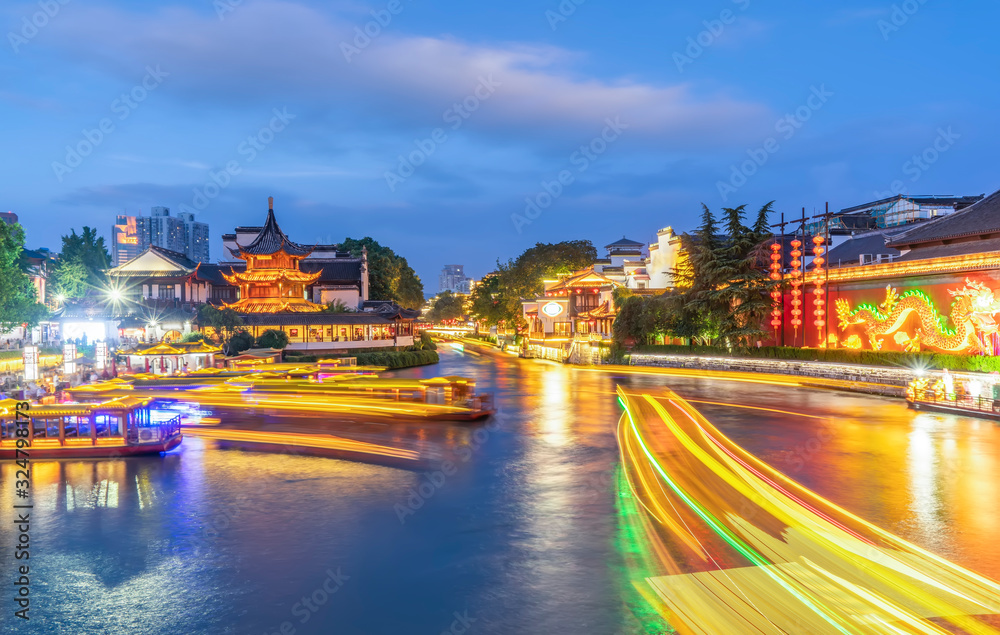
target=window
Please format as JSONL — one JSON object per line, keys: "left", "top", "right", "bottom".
{"left": 554, "top": 322, "right": 571, "bottom": 336}
{"left": 158, "top": 285, "right": 175, "bottom": 300}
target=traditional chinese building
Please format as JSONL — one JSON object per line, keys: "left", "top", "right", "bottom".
{"left": 219, "top": 205, "right": 325, "bottom": 314}
{"left": 773, "top": 187, "right": 1000, "bottom": 355}
{"left": 521, "top": 268, "right": 622, "bottom": 362}
{"left": 104, "top": 198, "right": 417, "bottom": 352}
{"left": 212, "top": 199, "right": 417, "bottom": 352}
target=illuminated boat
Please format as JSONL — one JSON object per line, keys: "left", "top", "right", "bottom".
{"left": 68, "top": 375, "right": 496, "bottom": 422}
{"left": 905, "top": 374, "right": 1000, "bottom": 420}
{"left": 0, "top": 397, "right": 182, "bottom": 460}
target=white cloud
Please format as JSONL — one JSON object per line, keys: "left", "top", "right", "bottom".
{"left": 45, "top": 1, "right": 772, "bottom": 149}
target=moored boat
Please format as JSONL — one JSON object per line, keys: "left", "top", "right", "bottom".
{"left": 0, "top": 397, "right": 182, "bottom": 460}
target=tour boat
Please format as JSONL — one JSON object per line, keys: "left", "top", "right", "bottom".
{"left": 67, "top": 374, "right": 496, "bottom": 422}
{"left": 0, "top": 397, "right": 182, "bottom": 460}
{"left": 905, "top": 375, "right": 1000, "bottom": 421}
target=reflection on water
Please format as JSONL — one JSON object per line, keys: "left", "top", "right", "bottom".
{"left": 1, "top": 347, "right": 998, "bottom": 633}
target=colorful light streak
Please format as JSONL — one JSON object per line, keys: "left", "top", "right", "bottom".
{"left": 616, "top": 387, "right": 1000, "bottom": 634}
{"left": 790, "top": 239, "right": 803, "bottom": 334}
{"left": 770, "top": 242, "right": 783, "bottom": 336}
{"left": 813, "top": 234, "right": 827, "bottom": 345}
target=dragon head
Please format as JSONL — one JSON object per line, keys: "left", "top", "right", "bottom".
{"left": 950, "top": 279, "right": 1000, "bottom": 335}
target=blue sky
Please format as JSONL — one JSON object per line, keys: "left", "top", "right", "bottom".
{"left": 2, "top": 0, "right": 998, "bottom": 292}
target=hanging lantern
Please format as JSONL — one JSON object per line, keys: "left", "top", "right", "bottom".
{"left": 812, "top": 235, "right": 826, "bottom": 346}
{"left": 769, "top": 242, "right": 783, "bottom": 335}
{"left": 789, "top": 239, "right": 803, "bottom": 335}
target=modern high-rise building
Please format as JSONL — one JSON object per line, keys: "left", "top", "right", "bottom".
{"left": 439, "top": 264, "right": 472, "bottom": 294}
{"left": 112, "top": 207, "right": 210, "bottom": 266}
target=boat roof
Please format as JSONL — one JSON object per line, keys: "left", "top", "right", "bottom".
{"left": 0, "top": 396, "right": 153, "bottom": 416}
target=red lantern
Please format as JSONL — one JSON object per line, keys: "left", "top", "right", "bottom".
{"left": 812, "top": 235, "right": 826, "bottom": 345}
{"left": 789, "top": 239, "right": 803, "bottom": 334}
{"left": 769, "top": 242, "right": 782, "bottom": 333}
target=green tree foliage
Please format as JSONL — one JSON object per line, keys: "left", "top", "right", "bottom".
{"left": 60, "top": 227, "right": 110, "bottom": 286}
{"left": 0, "top": 222, "right": 47, "bottom": 331}
{"left": 51, "top": 259, "right": 90, "bottom": 300}
{"left": 469, "top": 240, "right": 597, "bottom": 331}
{"left": 426, "top": 291, "right": 466, "bottom": 323}
{"left": 468, "top": 274, "right": 505, "bottom": 328}
{"left": 229, "top": 329, "right": 255, "bottom": 354}
{"left": 181, "top": 332, "right": 206, "bottom": 343}
{"left": 256, "top": 329, "right": 289, "bottom": 349}
{"left": 340, "top": 237, "right": 424, "bottom": 309}
{"left": 323, "top": 299, "right": 353, "bottom": 313}
{"left": 197, "top": 305, "right": 245, "bottom": 354}
{"left": 620, "top": 202, "right": 775, "bottom": 348}
{"left": 419, "top": 331, "right": 437, "bottom": 350}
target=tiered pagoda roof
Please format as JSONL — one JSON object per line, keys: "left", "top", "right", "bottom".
{"left": 227, "top": 206, "right": 314, "bottom": 259}
{"left": 221, "top": 199, "right": 325, "bottom": 314}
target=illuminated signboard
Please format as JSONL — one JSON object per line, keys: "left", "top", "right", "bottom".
{"left": 541, "top": 302, "right": 564, "bottom": 318}
{"left": 23, "top": 345, "right": 38, "bottom": 381}
{"left": 95, "top": 341, "right": 108, "bottom": 370}
{"left": 115, "top": 216, "right": 139, "bottom": 245}
{"left": 63, "top": 343, "right": 77, "bottom": 375}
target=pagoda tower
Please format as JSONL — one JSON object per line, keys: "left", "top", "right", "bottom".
{"left": 221, "top": 198, "right": 324, "bottom": 313}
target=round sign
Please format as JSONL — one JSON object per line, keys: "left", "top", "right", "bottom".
{"left": 541, "top": 302, "right": 564, "bottom": 318}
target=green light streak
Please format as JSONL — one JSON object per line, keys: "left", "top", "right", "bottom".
{"left": 618, "top": 394, "right": 857, "bottom": 635}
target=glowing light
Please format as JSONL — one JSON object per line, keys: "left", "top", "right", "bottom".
{"left": 812, "top": 235, "right": 826, "bottom": 345}
{"left": 789, "top": 239, "right": 803, "bottom": 333}
{"left": 769, "top": 242, "right": 783, "bottom": 335}
{"left": 616, "top": 387, "right": 1000, "bottom": 633}
{"left": 835, "top": 279, "right": 996, "bottom": 353}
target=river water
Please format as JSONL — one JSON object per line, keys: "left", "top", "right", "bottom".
{"left": 2, "top": 346, "right": 998, "bottom": 634}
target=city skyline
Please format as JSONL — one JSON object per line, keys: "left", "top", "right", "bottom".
{"left": 3, "top": 1, "right": 999, "bottom": 286}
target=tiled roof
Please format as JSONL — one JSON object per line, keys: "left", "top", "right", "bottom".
{"left": 229, "top": 209, "right": 313, "bottom": 258}
{"left": 839, "top": 194, "right": 983, "bottom": 215}
{"left": 605, "top": 236, "right": 645, "bottom": 248}
{"left": 240, "top": 313, "right": 408, "bottom": 326}
{"left": 888, "top": 188, "right": 1000, "bottom": 248}
{"left": 825, "top": 230, "right": 903, "bottom": 268}
{"left": 300, "top": 259, "right": 363, "bottom": 283}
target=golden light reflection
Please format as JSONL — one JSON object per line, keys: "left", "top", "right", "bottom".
{"left": 617, "top": 387, "right": 1000, "bottom": 634}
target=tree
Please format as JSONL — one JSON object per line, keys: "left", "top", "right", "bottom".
{"left": 340, "top": 237, "right": 425, "bottom": 309}
{"left": 229, "top": 329, "right": 255, "bottom": 354}
{"left": 323, "top": 299, "right": 352, "bottom": 313}
{"left": 427, "top": 291, "right": 466, "bottom": 323}
{"left": 471, "top": 240, "right": 598, "bottom": 332}
{"left": 0, "top": 221, "right": 47, "bottom": 332}
{"left": 256, "top": 329, "right": 289, "bottom": 349}
{"left": 712, "top": 202, "right": 774, "bottom": 347}
{"left": 197, "top": 305, "right": 244, "bottom": 354}
{"left": 60, "top": 227, "right": 110, "bottom": 286}
{"left": 468, "top": 274, "right": 505, "bottom": 329}
{"left": 51, "top": 259, "right": 90, "bottom": 300}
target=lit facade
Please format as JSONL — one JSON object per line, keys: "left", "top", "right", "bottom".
{"left": 773, "top": 188, "right": 1000, "bottom": 354}
{"left": 112, "top": 207, "right": 209, "bottom": 266}
{"left": 521, "top": 268, "right": 621, "bottom": 360}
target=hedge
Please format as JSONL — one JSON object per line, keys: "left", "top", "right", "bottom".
{"left": 0, "top": 347, "right": 61, "bottom": 361}
{"left": 285, "top": 349, "right": 439, "bottom": 369}
{"left": 631, "top": 345, "right": 1000, "bottom": 373}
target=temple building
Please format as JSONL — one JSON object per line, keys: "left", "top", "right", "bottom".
{"left": 219, "top": 207, "right": 325, "bottom": 314}
{"left": 104, "top": 198, "right": 418, "bottom": 353}
{"left": 521, "top": 268, "right": 621, "bottom": 363}
{"left": 772, "top": 187, "right": 1000, "bottom": 355}
{"left": 209, "top": 199, "right": 416, "bottom": 353}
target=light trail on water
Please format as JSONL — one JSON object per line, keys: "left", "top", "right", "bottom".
{"left": 617, "top": 386, "right": 1000, "bottom": 634}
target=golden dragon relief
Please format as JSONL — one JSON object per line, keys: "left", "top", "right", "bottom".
{"left": 835, "top": 279, "right": 1000, "bottom": 353}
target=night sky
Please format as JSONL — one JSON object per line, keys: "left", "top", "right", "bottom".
{"left": 3, "top": 0, "right": 998, "bottom": 291}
